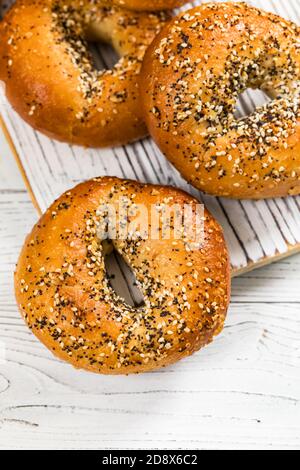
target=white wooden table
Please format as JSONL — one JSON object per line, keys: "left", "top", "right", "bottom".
{"left": 0, "top": 126, "right": 300, "bottom": 450}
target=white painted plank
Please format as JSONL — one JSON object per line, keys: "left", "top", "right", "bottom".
{"left": 1, "top": 300, "right": 300, "bottom": 449}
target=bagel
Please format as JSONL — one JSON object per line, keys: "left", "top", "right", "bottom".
{"left": 0, "top": 1, "right": 170, "bottom": 147}
{"left": 15, "top": 177, "right": 230, "bottom": 375}
{"left": 101, "top": 1, "right": 188, "bottom": 12}
{"left": 141, "top": 2, "right": 300, "bottom": 199}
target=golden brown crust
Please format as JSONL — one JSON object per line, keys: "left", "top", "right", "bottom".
{"left": 101, "top": 0, "right": 188, "bottom": 11}
{"left": 140, "top": 2, "right": 300, "bottom": 199}
{"left": 0, "top": 0, "right": 170, "bottom": 147}
{"left": 15, "top": 177, "right": 230, "bottom": 375}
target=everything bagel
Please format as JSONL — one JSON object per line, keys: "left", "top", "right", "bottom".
{"left": 15, "top": 177, "right": 230, "bottom": 375}
{"left": 0, "top": 0, "right": 170, "bottom": 147}
{"left": 101, "top": 1, "right": 188, "bottom": 12}
{"left": 141, "top": 2, "right": 300, "bottom": 199}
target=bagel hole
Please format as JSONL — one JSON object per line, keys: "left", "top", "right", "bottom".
{"left": 103, "top": 243, "right": 145, "bottom": 308}
{"left": 0, "top": 2, "right": 9, "bottom": 19}
{"left": 234, "top": 88, "right": 271, "bottom": 119}
{"left": 88, "top": 42, "right": 119, "bottom": 71}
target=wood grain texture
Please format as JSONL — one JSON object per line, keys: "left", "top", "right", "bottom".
{"left": 0, "top": 0, "right": 300, "bottom": 450}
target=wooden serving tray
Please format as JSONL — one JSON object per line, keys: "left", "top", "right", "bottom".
{"left": 1, "top": 0, "right": 300, "bottom": 280}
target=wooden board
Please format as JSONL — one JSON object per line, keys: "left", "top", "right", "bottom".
{"left": 1, "top": 0, "right": 300, "bottom": 281}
